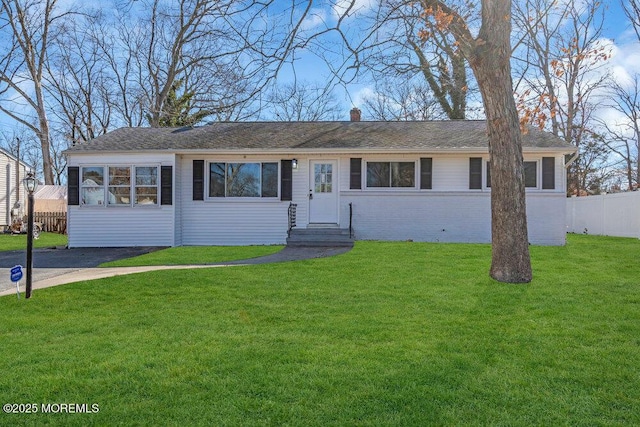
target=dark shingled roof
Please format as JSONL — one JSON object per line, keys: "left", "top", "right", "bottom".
{"left": 64, "top": 120, "right": 575, "bottom": 153}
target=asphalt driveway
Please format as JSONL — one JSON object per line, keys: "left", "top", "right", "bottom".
{"left": 0, "top": 246, "right": 164, "bottom": 269}
{"left": 0, "top": 245, "right": 352, "bottom": 296}
{"left": 0, "top": 246, "right": 164, "bottom": 294}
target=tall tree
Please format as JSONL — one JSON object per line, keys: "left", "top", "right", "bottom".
{"left": 0, "top": 0, "right": 70, "bottom": 184}
{"left": 132, "top": 0, "right": 316, "bottom": 126}
{"left": 512, "top": 0, "right": 610, "bottom": 195}
{"left": 362, "top": 80, "right": 442, "bottom": 121}
{"left": 624, "top": 0, "right": 640, "bottom": 40}
{"left": 311, "top": 0, "right": 472, "bottom": 119}
{"left": 48, "top": 0, "right": 318, "bottom": 134}
{"left": 154, "top": 79, "right": 211, "bottom": 127}
{"left": 266, "top": 81, "right": 342, "bottom": 121}
{"left": 598, "top": 76, "right": 640, "bottom": 191}
{"left": 46, "top": 12, "right": 113, "bottom": 144}
{"left": 419, "top": 0, "right": 531, "bottom": 282}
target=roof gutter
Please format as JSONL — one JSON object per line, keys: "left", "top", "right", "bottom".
{"left": 64, "top": 146, "right": 576, "bottom": 157}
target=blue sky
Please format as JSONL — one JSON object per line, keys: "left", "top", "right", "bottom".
{"left": 0, "top": 0, "right": 638, "bottom": 134}
{"left": 286, "top": 0, "right": 639, "bottom": 120}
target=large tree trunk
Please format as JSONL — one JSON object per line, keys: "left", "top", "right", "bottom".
{"left": 468, "top": 0, "right": 532, "bottom": 283}
{"left": 36, "top": 86, "right": 55, "bottom": 184}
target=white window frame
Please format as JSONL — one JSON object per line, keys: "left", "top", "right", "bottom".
{"left": 365, "top": 160, "right": 417, "bottom": 190}
{"left": 206, "top": 161, "right": 280, "bottom": 200}
{"left": 81, "top": 166, "right": 106, "bottom": 206}
{"left": 133, "top": 165, "right": 160, "bottom": 206}
{"left": 107, "top": 166, "right": 132, "bottom": 206}
{"left": 80, "top": 164, "right": 160, "bottom": 207}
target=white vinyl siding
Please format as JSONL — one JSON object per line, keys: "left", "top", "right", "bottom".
{"left": 0, "top": 153, "right": 28, "bottom": 227}
{"left": 68, "top": 207, "right": 174, "bottom": 247}
{"left": 181, "top": 155, "right": 290, "bottom": 245}
{"left": 67, "top": 151, "right": 569, "bottom": 247}
{"left": 67, "top": 153, "right": 175, "bottom": 248}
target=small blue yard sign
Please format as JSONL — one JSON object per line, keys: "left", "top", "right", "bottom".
{"left": 10, "top": 265, "right": 23, "bottom": 283}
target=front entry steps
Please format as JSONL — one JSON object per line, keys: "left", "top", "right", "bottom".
{"left": 286, "top": 227, "right": 354, "bottom": 247}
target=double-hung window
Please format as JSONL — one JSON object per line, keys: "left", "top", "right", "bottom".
{"left": 135, "top": 166, "right": 159, "bottom": 204}
{"left": 209, "top": 162, "right": 278, "bottom": 198}
{"left": 82, "top": 167, "right": 106, "bottom": 205}
{"left": 108, "top": 167, "right": 131, "bottom": 205}
{"left": 366, "top": 161, "right": 415, "bottom": 188}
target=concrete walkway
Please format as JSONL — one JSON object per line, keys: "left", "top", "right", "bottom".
{"left": 0, "top": 246, "right": 352, "bottom": 298}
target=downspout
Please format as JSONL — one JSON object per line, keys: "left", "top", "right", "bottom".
{"left": 564, "top": 151, "right": 579, "bottom": 196}
{"left": 564, "top": 151, "right": 579, "bottom": 168}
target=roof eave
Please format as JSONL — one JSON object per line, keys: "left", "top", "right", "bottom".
{"left": 64, "top": 146, "right": 575, "bottom": 156}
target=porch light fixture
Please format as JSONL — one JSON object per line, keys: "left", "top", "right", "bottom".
{"left": 22, "top": 171, "right": 38, "bottom": 299}
{"left": 292, "top": 159, "right": 298, "bottom": 169}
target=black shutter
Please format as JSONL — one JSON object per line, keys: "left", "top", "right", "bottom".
{"left": 350, "top": 158, "right": 362, "bottom": 189}
{"left": 281, "top": 160, "right": 292, "bottom": 201}
{"left": 542, "top": 157, "right": 555, "bottom": 189}
{"left": 161, "top": 166, "right": 172, "bottom": 205}
{"left": 420, "top": 158, "right": 433, "bottom": 189}
{"left": 469, "top": 158, "right": 482, "bottom": 189}
{"left": 193, "top": 160, "right": 204, "bottom": 200}
{"left": 486, "top": 162, "right": 491, "bottom": 188}
{"left": 68, "top": 167, "right": 80, "bottom": 205}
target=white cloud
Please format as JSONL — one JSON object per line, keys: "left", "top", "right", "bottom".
{"left": 301, "top": 8, "right": 329, "bottom": 31}
{"left": 351, "top": 86, "right": 375, "bottom": 109}
{"left": 332, "top": 0, "right": 377, "bottom": 20}
{"left": 607, "top": 40, "right": 640, "bottom": 88}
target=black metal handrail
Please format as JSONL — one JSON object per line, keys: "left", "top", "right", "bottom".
{"left": 349, "top": 202, "right": 353, "bottom": 239}
{"left": 288, "top": 203, "right": 297, "bottom": 237}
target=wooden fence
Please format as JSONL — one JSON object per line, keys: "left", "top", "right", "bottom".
{"left": 34, "top": 211, "right": 67, "bottom": 234}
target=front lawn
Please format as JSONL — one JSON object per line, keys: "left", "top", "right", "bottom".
{"left": 0, "top": 232, "right": 68, "bottom": 251}
{"left": 99, "top": 245, "right": 284, "bottom": 267}
{"left": 0, "top": 235, "right": 638, "bottom": 426}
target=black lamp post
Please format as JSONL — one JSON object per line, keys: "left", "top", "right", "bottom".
{"left": 23, "top": 171, "right": 38, "bottom": 299}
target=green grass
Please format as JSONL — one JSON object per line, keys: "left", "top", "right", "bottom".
{"left": 1, "top": 234, "right": 639, "bottom": 426}
{"left": 100, "top": 245, "right": 284, "bottom": 267}
{"left": 0, "top": 232, "right": 68, "bottom": 251}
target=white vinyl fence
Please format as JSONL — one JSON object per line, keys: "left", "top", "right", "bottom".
{"left": 566, "top": 192, "right": 640, "bottom": 238}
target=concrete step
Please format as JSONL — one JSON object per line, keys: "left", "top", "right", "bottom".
{"left": 287, "top": 228, "right": 354, "bottom": 247}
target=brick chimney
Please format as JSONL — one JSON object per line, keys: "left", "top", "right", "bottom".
{"left": 350, "top": 107, "right": 361, "bottom": 122}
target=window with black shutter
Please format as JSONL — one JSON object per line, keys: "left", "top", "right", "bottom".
{"left": 68, "top": 167, "right": 80, "bottom": 205}
{"left": 486, "top": 161, "right": 491, "bottom": 188}
{"left": 469, "top": 158, "right": 482, "bottom": 189}
{"left": 420, "top": 158, "right": 432, "bottom": 189}
{"left": 524, "top": 161, "right": 538, "bottom": 187}
{"left": 350, "top": 158, "right": 362, "bottom": 189}
{"left": 281, "top": 160, "right": 293, "bottom": 201}
{"left": 161, "top": 166, "right": 172, "bottom": 205}
{"left": 542, "top": 157, "right": 555, "bottom": 189}
{"left": 192, "top": 160, "right": 204, "bottom": 200}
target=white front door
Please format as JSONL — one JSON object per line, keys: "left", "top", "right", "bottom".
{"left": 309, "top": 160, "right": 338, "bottom": 224}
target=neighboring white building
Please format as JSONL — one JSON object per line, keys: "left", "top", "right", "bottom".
{"left": 0, "top": 148, "right": 31, "bottom": 228}
{"left": 63, "top": 118, "right": 576, "bottom": 247}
